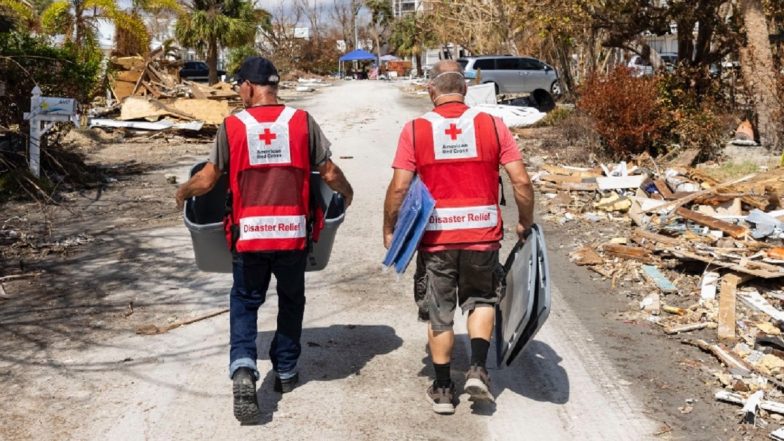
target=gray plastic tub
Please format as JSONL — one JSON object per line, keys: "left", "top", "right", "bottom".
{"left": 183, "top": 162, "right": 345, "bottom": 273}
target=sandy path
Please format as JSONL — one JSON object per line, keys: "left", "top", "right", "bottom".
{"left": 5, "top": 81, "right": 658, "bottom": 440}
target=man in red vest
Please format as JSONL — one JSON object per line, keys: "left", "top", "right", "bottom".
{"left": 383, "top": 60, "right": 534, "bottom": 414}
{"left": 176, "top": 57, "right": 353, "bottom": 424}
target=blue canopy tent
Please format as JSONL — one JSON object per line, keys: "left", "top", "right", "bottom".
{"left": 338, "top": 49, "right": 377, "bottom": 78}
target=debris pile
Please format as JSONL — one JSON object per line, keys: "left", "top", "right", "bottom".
{"left": 92, "top": 50, "right": 331, "bottom": 134}
{"left": 534, "top": 148, "right": 784, "bottom": 431}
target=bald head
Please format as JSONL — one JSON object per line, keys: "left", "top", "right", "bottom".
{"left": 428, "top": 60, "right": 466, "bottom": 97}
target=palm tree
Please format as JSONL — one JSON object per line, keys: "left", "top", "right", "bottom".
{"left": 389, "top": 12, "right": 436, "bottom": 77}
{"left": 39, "top": 0, "right": 146, "bottom": 51}
{"left": 175, "top": 0, "right": 269, "bottom": 85}
{"left": 114, "top": 0, "right": 182, "bottom": 56}
{"left": 0, "top": 0, "right": 38, "bottom": 31}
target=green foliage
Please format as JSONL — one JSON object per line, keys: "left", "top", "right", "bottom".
{"left": 0, "top": 31, "right": 102, "bottom": 128}
{"left": 176, "top": 0, "right": 260, "bottom": 51}
{"left": 0, "top": 0, "right": 39, "bottom": 30}
{"left": 226, "top": 44, "right": 258, "bottom": 75}
{"left": 176, "top": 0, "right": 266, "bottom": 83}
{"left": 577, "top": 67, "right": 669, "bottom": 156}
{"left": 532, "top": 106, "right": 573, "bottom": 127}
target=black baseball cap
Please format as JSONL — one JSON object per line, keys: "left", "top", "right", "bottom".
{"left": 233, "top": 56, "right": 280, "bottom": 85}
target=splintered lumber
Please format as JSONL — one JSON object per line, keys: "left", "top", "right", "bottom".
{"left": 631, "top": 228, "right": 680, "bottom": 247}
{"left": 641, "top": 265, "right": 677, "bottom": 293}
{"left": 683, "top": 339, "right": 752, "bottom": 376}
{"left": 571, "top": 246, "right": 604, "bottom": 266}
{"left": 739, "top": 290, "right": 784, "bottom": 322}
{"left": 540, "top": 174, "right": 583, "bottom": 184}
{"left": 554, "top": 182, "right": 599, "bottom": 192}
{"left": 662, "top": 305, "right": 687, "bottom": 315}
{"left": 602, "top": 244, "right": 655, "bottom": 264}
{"left": 675, "top": 207, "right": 748, "bottom": 239}
{"left": 715, "top": 390, "right": 784, "bottom": 415}
{"left": 135, "top": 308, "right": 229, "bottom": 335}
{"left": 541, "top": 164, "right": 602, "bottom": 177}
{"left": 718, "top": 274, "right": 740, "bottom": 341}
{"left": 665, "top": 322, "right": 708, "bottom": 334}
{"left": 641, "top": 174, "right": 757, "bottom": 214}
{"left": 653, "top": 179, "right": 674, "bottom": 198}
{"left": 668, "top": 249, "right": 784, "bottom": 279}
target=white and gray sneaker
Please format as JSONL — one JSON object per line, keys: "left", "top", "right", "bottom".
{"left": 426, "top": 381, "right": 456, "bottom": 415}
{"left": 464, "top": 366, "right": 494, "bottom": 403}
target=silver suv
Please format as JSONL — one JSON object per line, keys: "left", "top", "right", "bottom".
{"left": 457, "top": 56, "right": 560, "bottom": 96}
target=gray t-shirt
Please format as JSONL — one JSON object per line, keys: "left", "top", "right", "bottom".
{"left": 209, "top": 107, "right": 332, "bottom": 173}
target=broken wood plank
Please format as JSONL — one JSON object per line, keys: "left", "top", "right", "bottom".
{"left": 631, "top": 228, "right": 680, "bottom": 247}
{"left": 135, "top": 308, "right": 229, "bottom": 335}
{"left": 718, "top": 274, "right": 740, "bottom": 341}
{"left": 596, "top": 174, "right": 648, "bottom": 191}
{"left": 540, "top": 174, "right": 583, "bottom": 184}
{"left": 715, "top": 390, "right": 784, "bottom": 415}
{"left": 641, "top": 174, "right": 757, "bottom": 214}
{"left": 675, "top": 207, "right": 749, "bottom": 239}
{"left": 653, "top": 179, "right": 673, "bottom": 198}
{"left": 641, "top": 265, "right": 677, "bottom": 293}
{"left": 554, "top": 182, "right": 599, "bottom": 192}
{"left": 540, "top": 164, "right": 602, "bottom": 177}
{"left": 601, "top": 244, "right": 655, "bottom": 264}
{"left": 662, "top": 305, "right": 687, "bottom": 315}
{"left": 683, "top": 339, "right": 752, "bottom": 376}
{"left": 669, "top": 249, "right": 784, "bottom": 279}
{"left": 665, "top": 322, "right": 708, "bottom": 334}
{"left": 570, "top": 246, "right": 604, "bottom": 266}
{"left": 588, "top": 265, "right": 614, "bottom": 278}
{"left": 739, "top": 290, "right": 784, "bottom": 322}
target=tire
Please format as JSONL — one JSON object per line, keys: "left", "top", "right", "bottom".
{"left": 531, "top": 89, "right": 556, "bottom": 113}
{"left": 550, "top": 80, "right": 562, "bottom": 98}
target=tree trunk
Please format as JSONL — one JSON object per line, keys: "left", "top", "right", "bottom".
{"left": 207, "top": 38, "right": 219, "bottom": 85}
{"left": 415, "top": 51, "right": 423, "bottom": 77}
{"left": 739, "top": 0, "right": 782, "bottom": 149}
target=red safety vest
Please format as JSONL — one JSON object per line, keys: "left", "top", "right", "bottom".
{"left": 223, "top": 105, "right": 318, "bottom": 252}
{"left": 413, "top": 106, "right": 502, "bottom": 246}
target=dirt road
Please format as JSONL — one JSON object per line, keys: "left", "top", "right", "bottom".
{"left": 2, "top": 81, "right": 661, "bottom": 440}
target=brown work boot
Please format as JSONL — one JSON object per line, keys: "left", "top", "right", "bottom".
{"left": 464, "top": 366, "right": 494, "bottom": 402}
{"left": 426, "top": 381, "right": 456, "bottom": 415}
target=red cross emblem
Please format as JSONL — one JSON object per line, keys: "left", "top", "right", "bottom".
{"left": 258, "top": 128, "right": 277, "bottom": 145}
{"left": 444, "top": 123, "right": 462, "bottom": 141}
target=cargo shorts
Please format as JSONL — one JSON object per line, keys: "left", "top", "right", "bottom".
{"left": 414, "top": 249, "right": 504, "bottom": 332}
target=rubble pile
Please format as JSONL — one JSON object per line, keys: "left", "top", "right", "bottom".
{"left": 93, "top": 50, "right": 331, "bottom": 134}
{"left": 534, "top": 148, "right": 784, "bottom": 429}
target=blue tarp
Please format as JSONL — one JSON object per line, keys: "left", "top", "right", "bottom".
{"left": 382, "top": 178, "right": 435, "bottom": 274}
{"left": 339, "top": 49, "right": 377, "bottom": 62}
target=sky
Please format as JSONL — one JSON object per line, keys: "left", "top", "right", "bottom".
{"left": 97, "top": 0, "right": 364, "bottom": 49}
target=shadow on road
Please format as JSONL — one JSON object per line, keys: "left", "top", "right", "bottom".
{"left": 417, "top": 335, "right": 569, "bottom": 416}
{"left": 253, "top": 324, "right": 403, "bottom": 425}
{"left": 493, "top": 340, "right": 569, "bottom": 404}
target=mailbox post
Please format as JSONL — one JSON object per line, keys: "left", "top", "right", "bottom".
{"left": 22, "top": 86, "right": 79, "bottom": 178}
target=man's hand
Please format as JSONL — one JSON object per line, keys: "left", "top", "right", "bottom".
{"left": 174, "top": 162, "right": 221, "bottom": 212}
{"left": 384, "top": 232, "right": 393, "bottom": 249}
{"left": 516, "top": 222, "right": 531, "bottom": 242}
{"left": 175, "top": 186, "right": 187, "bottom": 211}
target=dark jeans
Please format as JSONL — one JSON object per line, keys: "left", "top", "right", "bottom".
{"left": 229, "top": 250, "right": 307, "bottom": 380}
